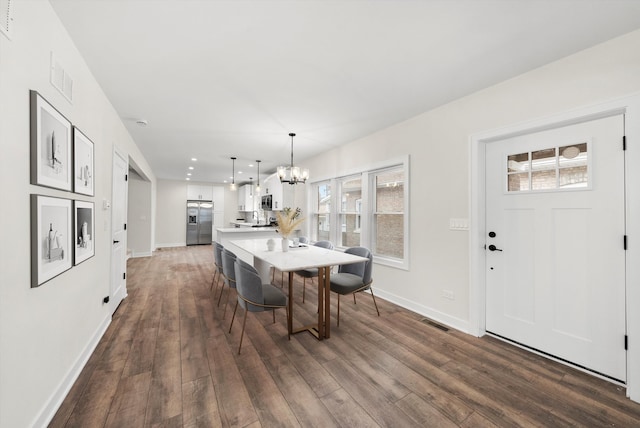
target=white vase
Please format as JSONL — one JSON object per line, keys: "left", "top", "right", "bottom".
{"left": 281, "top": 237, "right": 289, "bottom": 252}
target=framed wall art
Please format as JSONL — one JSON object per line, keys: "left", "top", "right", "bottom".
{"left": 73, "top": 127, "right": 94, "bottom": 196}
{"left": 30, "top": 90, "right": 72, "bottom": 191}
{"left": 74, "top": 200, "right": 95, "bottom": 265}
{"left": 31, "top": 195, "right": 73, "bottom": 287}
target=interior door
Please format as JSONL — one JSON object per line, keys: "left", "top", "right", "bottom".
{"left": 110, "top": 149, "right": 128, "bottom": 314}
{"left": 485, "top": 115, "right": 626, "bottom": 382}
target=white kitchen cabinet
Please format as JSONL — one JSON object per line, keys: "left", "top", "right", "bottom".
{"left": 237, "top": 184, "right": 255, "bottom": 211}
{"left": 263, "top": 173, "right": 283, "bottom": 210}
{"left": 187, "top": 184, "right": 213, "bottom": 201}
{"left": 212, "top": 186, "right": 224, "bottom": 209}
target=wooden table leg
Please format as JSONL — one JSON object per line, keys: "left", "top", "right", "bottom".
{"left": 288, "top": 271, "right": 293, "bottom": 335}
{"left": 324, "top": 266, "right": 331, "bottom": 338}
{"left": 317, "top": 267, "right": 324, "bottom": 340}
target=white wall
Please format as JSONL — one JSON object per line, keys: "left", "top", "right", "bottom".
{"left": 303, "top": 29, "right": 640, "bottom": 396}
{"left": 0, "top": 2, "right": 155, "bottom": 426}
{"left": 156, "top": 179, "right": 188, "bottom": 247}
{"left": 127, "top": 174, "right": 153, "bottom": 257}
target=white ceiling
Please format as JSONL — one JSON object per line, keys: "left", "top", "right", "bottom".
{"left": 49, "top": 0, "right": 640, "bottom": 184}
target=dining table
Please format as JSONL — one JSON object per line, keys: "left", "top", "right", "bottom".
{"left": 228, "top": 238, "right": 369, "bottom": 340}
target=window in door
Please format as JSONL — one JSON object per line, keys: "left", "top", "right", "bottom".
{"left": 507, "top": 142, "right": 589, "bottom": 192}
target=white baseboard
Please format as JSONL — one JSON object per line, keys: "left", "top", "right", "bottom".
{"left": 33, "top": 315, "right": 111, "bottom": 428}
{"left": 373, "top": 288, "right": 470, "bottom": 334}
{"left": 155, "top": 242, "right": 186, "bottom": 249}
{"left": 131, "top": 251, "right": 152, "bottom": 258}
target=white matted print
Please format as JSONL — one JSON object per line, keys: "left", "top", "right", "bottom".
{"left": 31, "top": 195, "right": 73, "bottom": 287}
{"left": 30, "top": 90, "right": 72, "bottom": 191}
{"left": 73, "top": 127, "right": 94, "bottom": 196}
{"left": 74, "top": 200, "right": 95, "bottom": 265}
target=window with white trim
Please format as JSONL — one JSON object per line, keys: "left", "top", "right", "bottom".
{"left": 312, "top": 181, "right": 331, "bottom": 242}
{"left": 371, "top": 166, "right": 405, "bottom": 260}
{"left": 338, "top": 175, "right": 362, "bottom": 247}
{"left": 309, "top": 157, "right": 409, "bottom": 269}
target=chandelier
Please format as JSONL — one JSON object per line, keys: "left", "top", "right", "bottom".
{"left": 277, "top": 133, "right": 309, "bottom": 185}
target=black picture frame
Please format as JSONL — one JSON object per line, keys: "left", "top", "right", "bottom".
{"left": 31, "top": 195, "right": 73, "bottom": 287}
{"left": 73, "top": 200, "right": 95, "bottom": 265}
{"left": 73, "top": 127, "right": 95, "bottom": 196}
{"left": 30, "top": 90, "right": 73, "bottom": 192}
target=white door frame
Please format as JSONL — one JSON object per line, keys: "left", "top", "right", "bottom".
{"left": 469, "top": 92, "right": 640, "bottom": 402}
{"left": 110, "top": 147, "right": 129, "bottom": 313}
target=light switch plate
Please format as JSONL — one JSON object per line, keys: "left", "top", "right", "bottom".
{"left": 449, "top": 218, "right": 469, "bottom": 231}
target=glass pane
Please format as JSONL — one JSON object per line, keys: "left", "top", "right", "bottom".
{"left": 341, "top": 177, "right": 362, "bottom": 212}
{"left": 531, "top": 148, "right": 556, "bottom": 171}
{"left": 559, "top": 165, "right": 588, "bottom": 188}
{"left": 508, "top": 152, "right": 529, "bottom": 173}
{"left": 376, "top": 169, "right": 404, "bottom": 212}
{"left": 340, "top": 214, "right": 361, "bottom": 247}
{"left": 317, "top": 183, "right": 331, "bottom": 213}
{"left": 532, "top": 169, "right": 557, "bottom": 190}
{"left": 375, "top": 214, "right": 403, "bottom": 258}
{"left": 559, "top": 143, "right": 588, "bottom": 168}
{"left": 508, "top": 173, "right": 529, "bottom": 192}
{"left": 316, "top": 214, "right": 330, "bottom": 242}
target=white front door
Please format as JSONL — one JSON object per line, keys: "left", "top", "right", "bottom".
{"left": 110, "top": 149, "right": 128, "bottom": 314}
{"left": 485, "top": 114, "right": 626, "bottom": 382}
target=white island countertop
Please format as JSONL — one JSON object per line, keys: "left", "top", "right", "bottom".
{"left": 216, "top": 227, "right": 282, "bottom": 255}
{"left": 216, "top": 226, "right": 278, "bottom": 233}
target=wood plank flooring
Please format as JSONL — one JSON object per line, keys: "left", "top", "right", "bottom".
{"left": 50, "top": 245, "right": 640, "bottom": 427}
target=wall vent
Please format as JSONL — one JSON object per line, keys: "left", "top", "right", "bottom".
{"left": 50, "top": 52, "right": 73, "bottom": 103}
{"left": 0, "top": 0, "right": 13, "bottom": 40}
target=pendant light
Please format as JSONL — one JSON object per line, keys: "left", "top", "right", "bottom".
{"left": 230, "top": 156, "right": 237, "bottom": 191}
{"left": 255, "top": 160, "right": 261, "bottom": 192}
{"left": 277, "top": 132, "right": 309, "bottom": 185}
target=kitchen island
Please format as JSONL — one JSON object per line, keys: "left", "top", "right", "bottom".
{"left": 216, "top": 226, "right": 300, "bottom": 264}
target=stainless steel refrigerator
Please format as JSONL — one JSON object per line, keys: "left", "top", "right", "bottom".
{"left": 186, "top": 201, "right": 213, "bottom": 245}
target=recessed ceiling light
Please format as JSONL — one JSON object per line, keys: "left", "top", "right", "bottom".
{"left": 238, "top": 171, "right": 243, "bottom": 174}
{"left": 188, "top": 166, "right": 194, "bottom": 170}
{"left": 187, "top": 173, "right": 192, "bottom": 176}
{"left": 191, "top": 157, "right": 197, "bottom": 161}
{"left": 223, "top": 180, "right": 228, "bottom": 183}
{"left": 249, "top": 164, "right": 254, "bottom": 167}
{"left": 186, "top": 177, "right": 190, "bottom": 181}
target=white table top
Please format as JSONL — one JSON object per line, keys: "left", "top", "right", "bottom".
{"left": 230, "top": 238, "right": 368, "bottom": 271}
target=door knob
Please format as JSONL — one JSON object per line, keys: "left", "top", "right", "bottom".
{"left": 488, "top": 244, "right": 502, "bottom": 252}
{"left": 113, "top": 240, "right": 120, "bottom": 244}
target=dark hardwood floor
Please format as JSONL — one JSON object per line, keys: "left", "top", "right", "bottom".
{"left": 50, "top": 245, "right": 640, "bottom": 427}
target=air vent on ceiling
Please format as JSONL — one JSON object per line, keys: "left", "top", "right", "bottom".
{"left": 0, "top": 0, "right": 13, "bottom": 40}
{"left": 50, "top": 51, "right": 73, "bottom": 103}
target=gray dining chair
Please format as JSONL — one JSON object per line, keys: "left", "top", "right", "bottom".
{"left": 329, "top": 246, "right": 379, "bottom": 326}
{"left": 231, "top": 258, "right": 289, "bottom": 354}
{"left": 211, "top": 242, "right": 224, "bottom": 294}
{"left": 295, "top": 240, "right": 333, "bottom": 303}
{"left": 220, "top": 248, "right": 237, "bottom": 319}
